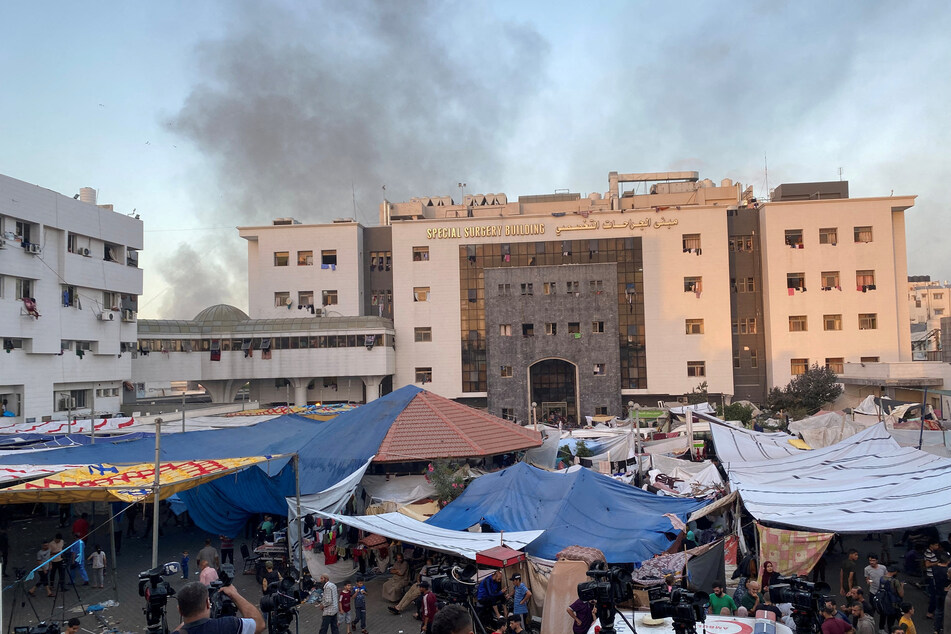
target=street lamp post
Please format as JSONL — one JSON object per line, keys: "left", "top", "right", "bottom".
{"left": 629, "top": 401, "right": 641, "bottom": 485}
{"left": 531, "top": 401, "right": 537, "bottom": 431}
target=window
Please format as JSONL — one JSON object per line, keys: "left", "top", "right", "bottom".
{"left": 322, "top": 289, "right": 338, "bottom": 306}
{"left": 685, "top": 319, "right": 704, "bottom": 335}
{"left": 498, "top": 283, "right": 511, "bottom": 296}
{"left": 687, "top": 361, "right": 706, "bottom": 377}
{"left": 589, "top": 280, "right": 604, "bottom": 294}
{"left": 861, "top": 356, "right": 880, "bottom": 363}
{"left": 859, "top": 313, "right": 878, "bottom": 330}
{"left": 825, "top": 357, "right": 844, "bottom": 374}
{"left": 856, "top": 270, "right": 876, "bottom": 289}
{"left": 102, "top": 291, "right": 119, "bottom": 311}
{"left": 321, "top": 250, "right": 337, "bottom": 266}
{"left": 297, "top": 250, "right": 313, "bottom": 266}
{"left": 854, "top": 226, "right": 873, "bottom": 243}
{"left": 682, "top": 234, "right": 701, "bottom": 252}
{"left": 412, "top": 246, "right": 429, "bottom": 261}
{"left": 501, "top": 408, "right": 514, "bottom": 421}
{"left": 15, "top": 278, "right": 33, "bottom": 300}
{"left": 370, "top": 250, "right": 392, "bottom": 271}
{"left": 500, "top": 324, "right": 512, "bottom": 336}
{"left": 2, "top": 338, "right": 23, "bottom": 351}
{"left": 298, "top": 291, "right": 314, "bottom": 306}
{"left": 789, "top": 315, "right": 808, "bottom": 332}
{"left": 500, "top": 365, "right": 513, "bottom": 378}
{"left": 543, "top": 282, "right": 556, "bottom": 295}
{"left": 790, "top": 358, "right": 809, "bottom": 376}
{"left": 823, "top": 314, "right": 842, "bottom": 331}
{"left": 750, "top": 349, "right": 758, "bottom": 368}
{"left": 273, "top": 291, "right": 289, "bottom": 307}
{"left": 742, "top": 318, "right": 758, "bottom": 334}
{"left": 103, "top": 242, "right": 121, "bottom": 262}
{"left": 737, "top": 277, "right": 756, "bottom": 293}
{"left": 935, "top": 293, "right": 945, "bottom": 301}
{"left": 520, "top": 283, "right": 534, "bottom": 296}
{"left": 67, "top": 233, "right": 78, "bottom": 253}
{"left": 821, "top": 271, "right": 840, "bottom": 289}
{"left": 274, "top": 251, "right": 289, "bottom": 266}
{"left": 566, "top": 281, "right": 579, "bottom": 294}
{"left": 784, "top": 229, "right": 803, "bottom": 247}
{"left": 787, "top": 272, "right": 805, "bottom": 290}
{"left": 414, "top": 327, "right": 432, "bottom": 342}
{"left": 729, "top": 235, "right": 754, "bottom": 252}
{"left": 593, "top": 363, "right": 605, "bottom": 376}
{"left": 733, "top": 350, "right": 741, "bottom": 369}
{"left": 14, "top": 220, "right": 32, "bottom": 243}
{"left": 595, "top": 407, "right": 608, "bottom": 416}
{"left": 567, "top": 322, "right": 581, "bottom": 334}
{"left": 61, "top": 284, "right": 78, "bottom": 307}
{"left": 545, "top": 322, "right": 557, "bottom": 336}
{"left": 413, "top": 287, "right": 429, "bottom": 302}
{"left": 684, "top": 276, "right": 702, "bottom": 293}
{"left": 56, "top": 389, "right": 88, "bottom": 410}
{"left": 937, "top": 308, "right": 946, "bottom": 316}
{"left": 415, "top": 367, "right": 433, "bottom": 383}
{"left": 522, "top": 323, "right": 534, "bottom": 337}
{"left": 819, "top": 227, "right": 838, "bottom": 245}
{"left": 592, "top": 321, "right": 605, "bottom": 333}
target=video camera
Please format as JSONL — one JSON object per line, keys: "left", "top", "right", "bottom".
{"left": 13, "top": 623, "right": 60, "bottom": 634}
{"left": 209, "top": 564, "right": 237, "bottom": 618}
{"left": 648, "top": 585, "right": 708, "bottom": 627}
{"left": 430, "top": 564, "right": 478, "bottom": 602}
{"left": 259, "top": 569, "right": 302, "bottom": 634}
{"left": 576, "top": 562, "right": 635, "bottom": 634}
{"left": 138, "top": 562, "right": 180, "bottom": 634}
{"left": 768, "top": 575, "right": 830, "bottom": 614}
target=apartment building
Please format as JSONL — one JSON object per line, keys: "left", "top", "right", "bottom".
{"left": 0, "top": 174, "right": 142, "bottom": 421}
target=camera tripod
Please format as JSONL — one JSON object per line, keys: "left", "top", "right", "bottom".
{"left": 48, "top": 559, "right": 87, "bottom": 625}
{"left": 5, "top": 570, "right": 43, "bottom": 634}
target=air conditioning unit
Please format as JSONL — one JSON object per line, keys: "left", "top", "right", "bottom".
{"left": 313, "top": 308, "right": 322, "bottom": 317}
{"left": 97, "top": 312, "right": 115, "bottom": 321}
{"left": 121, "top": 309, "right": 137, "bottom": 322}
{"left": 80, "top": 247, "right": 91, "bottom": 257}
{"left": 27, "top": 243, "right": 42, "bottom": 255}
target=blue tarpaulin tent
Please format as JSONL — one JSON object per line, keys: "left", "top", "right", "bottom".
{"left": 426, "top": 462, "right": 708, "bottom": 562}
{"left": 0, "top": 386, "right": 424, "bottom": 535}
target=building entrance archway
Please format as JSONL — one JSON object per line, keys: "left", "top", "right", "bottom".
{"left": 529, "top": 358, "right": 578, "bottom": 425}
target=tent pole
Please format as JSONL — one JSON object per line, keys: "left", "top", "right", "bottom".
{"left": 110, "top": 513, "right": 119, "bottom": 602}
{"left": 918, "top": 387, "right": 928, "bottom": 450}
{"left": 295, "top": 453, "right": 303, "bottom": 573}
{"left": 151, "top": 419, "right": 162, "bottom": 568}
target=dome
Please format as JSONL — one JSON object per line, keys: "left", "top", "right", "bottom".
{"left": 193, "top": 304, "right": 249, "bottom": 323}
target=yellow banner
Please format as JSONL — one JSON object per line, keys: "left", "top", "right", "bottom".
{"left": 0, "top": 457, "right": 267, "bottom": 503}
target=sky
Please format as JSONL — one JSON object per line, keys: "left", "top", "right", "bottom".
{"left": 2, "top": 1, "right": 950, "bottom": 319}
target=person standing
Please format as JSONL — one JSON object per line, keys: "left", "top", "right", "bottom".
{"left": 28, "top": 539, "right": 53, "bottom": 597}
{"left": 876, "top": 568, "right": 903, "bottom": 633}
{"left": 197, "top": 539, "right": 219, "bottom": 570}
{"left": 198, "top": 559, "right": 219, "bottom": 587}
{"left": 820, "top": 606, "right": 854, "bottom": 634}
{"left": 49, "top": 533, "right": 67, "bottom": 591}
{"left": 352, "top": 577, "right": 367, "bottom": 634}
{"left": 708, "top": 581, "right": 737, "bottom": 615}
{"left": 71, "top": 513, "right": 90, "bottom": 542}
{"left": 261, "top": 561, "right": 281, "bottom": 594}
{"left": 508, "top": 573, "right": 531, "bottom": 628}
{"left": 898, "top": 602, "right": 916, "bottom": 634}
{"left": 851, "top": 602, "right": 876, "bottom": 634}
{"left": 567, "top": 597, "right": 596, "bottom": 634}
{"left": 865, "top": 555, "right": 886, "bottom": 596}
{"left": 841, "top": 549, "right": 860, "bottom": 596}
{"left": 925, "top": 539, "right": 950, "bottom": 619}
{"left": 318, "top": 574, "right": 339, "bottom": 634}
{"left": 220, "top": 535, "right": 234, "bottom": 565}
{"left": 338, "top": 581, "right": 354, "bottom": 634}
{"left": 419, "top": 581, "right": 438, "bottom": 634}
{"left": 87, "top": 544, "right": 106, "bottom": 588}
{"left": 69, "top": 539, "right": 88, "bottom": 586}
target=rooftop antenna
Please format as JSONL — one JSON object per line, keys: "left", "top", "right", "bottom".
{"left": 764, "top": 153, "right": 769, "bottom": 201}
{"left": 838, "top": 167, "right": 843, "bottom": 181}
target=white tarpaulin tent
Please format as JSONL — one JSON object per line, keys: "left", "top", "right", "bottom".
{"left": 315, "top": 511, "right": 544, "bottom": 560}
{"left": 725, "top": 423, "right": 951, "bottom": 532}
{"left": 361, "top": 474, "right": 437, "bottom": 505}
{"left": 710, "top": 422, "right": 802, "bottom": 466}
{"left": 787, "top": 411, "right": 866, "bottom": 448}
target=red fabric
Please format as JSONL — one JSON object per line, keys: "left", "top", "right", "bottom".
{"left": 323, "top": 543, "right": 338, "bottom": 565}
{"left": 421, "top": 591, "right": 438, "bottom": 624}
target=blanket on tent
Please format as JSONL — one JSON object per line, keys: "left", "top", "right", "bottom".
{"left": 426, "top": 462, "right": 707, "bottom": 562}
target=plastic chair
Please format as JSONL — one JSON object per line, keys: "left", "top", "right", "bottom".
{"left": 241, "top": 544, "right": 261, "bottom": 575}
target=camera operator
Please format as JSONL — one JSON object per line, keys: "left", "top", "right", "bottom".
{"left": 431, "top": 604, "right": 474, "bottom": 634}
{"left": 476, "top": 570, "right": 505, "bottom": 622}
{"left": 172, "top": 580, "right": 265, "bottom": 634}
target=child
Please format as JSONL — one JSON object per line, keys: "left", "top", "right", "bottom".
{"left": 181, "top": 550, "right": 189, "bottom": 579}
{"left": 352, "top": 576, "right": 368, "bottom": 634}
{"left": 339, "top": 581, "right": 354, "bottom": 634}
{"left": 87, "top": 544, "right": 107, "bottom": 588}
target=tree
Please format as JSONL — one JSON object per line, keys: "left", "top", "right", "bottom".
{"left": 717, "top": 402, "right": 753, "bottom": 426}
{"left": 766, "top": 364, "right": 843, "bottom": 419}
{"left": 686, "top": 381, "right": 709, "bottom": 405}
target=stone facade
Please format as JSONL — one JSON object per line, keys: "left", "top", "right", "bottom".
{"left": 484, "top": 263, "right": 621, "bottom": 423}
